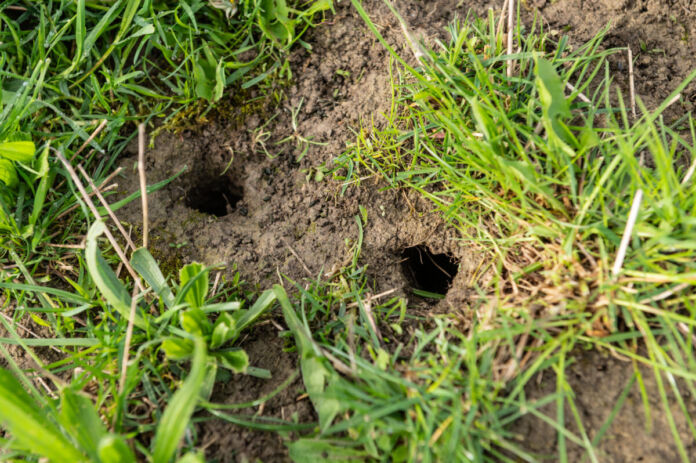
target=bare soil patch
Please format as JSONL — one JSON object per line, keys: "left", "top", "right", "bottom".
{"left": 114, "top": 0, "right": 696, "bottom": 460}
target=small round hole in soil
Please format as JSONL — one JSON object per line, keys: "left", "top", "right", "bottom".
{"left": 401, "top": 245, "right": 459, "bottom": 295}
{"left": 185, "top": 178, "right": 243, "bottom": 217}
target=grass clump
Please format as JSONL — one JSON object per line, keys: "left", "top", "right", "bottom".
{"left": 0, "top": 0, "right": 333, "bottom": 256}
{"left": 325, "top": 0, "right": 696, "bottom": 460}
{"left": 0, "top": 1, "right": 334, "bottom": 459}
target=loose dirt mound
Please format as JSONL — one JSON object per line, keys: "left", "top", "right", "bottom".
{"left": 116, "top": 0, "right": 696, "bottom": 460}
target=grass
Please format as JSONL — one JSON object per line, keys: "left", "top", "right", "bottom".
{"left": 0, "top": 0, "right": 695, "bottom": 461}
{"left": 328, "top": 1, "right": 696, "bottom": 460}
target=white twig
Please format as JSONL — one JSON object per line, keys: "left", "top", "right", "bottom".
{"left": 496, "top": 1, "right": 508, "bottom": 42}
{"left": 347, "top": 288, "right": 397, "bottom": 308}
{"left": 677, "top": 322, "right": 696, "bottom": 348}
{"left": 665, "top": 93, "right": 681, "bottom": 109}
{"left": 282, "top": 238, "right": 312, "bottom": 277}
{"left": 138, "top": 124, "right": 149, "bottom": 249}
{"left": 640, "top": 282, "right": 689, "bottom": 304}
{"left": 118, "top": 286, "right": 140, "bottom": 397}
{"left": 70, "top": 119, "right": 108, "bottom": 161}
{"left": 612, "top": 189, "right": 643, "bottom": 278}
{"left": 55, "top": 167, "right": 122, "bottom": 220}
{"left": 55, "top": 150, "right": 144, "bottom": 292}
{"left": 565, "top": 82, "right": 591, "bottom": 104}
{"left": 78, "top": 165, "right": 137, "bottom": 252}
{"left": 628, "top": 47, "right": 636, "bottom": 118}
{"left": 682, "top": 157, "right": 696, "bottom": 185}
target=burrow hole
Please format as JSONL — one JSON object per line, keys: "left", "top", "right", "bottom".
{"left": 185, "top": 177, "right": 244, "bottom": 217}
{"left": 401, "top": 245, "right": 459, "bottom": 295}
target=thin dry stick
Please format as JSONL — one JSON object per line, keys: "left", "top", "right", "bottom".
{"left": 117, "top": 124, "right": 149, "bottom": 401}
{"left": 612, "top": 189, "right": 643, "bottom": 278}
{"left": 640, "top": 282, "right": 689, "bottom": 304}
{"left": 507, "top": 0, "right": 514, "bottom": 78}
{"left": 118, "top": 286, "right": 140, "bottom": 397}
{"left": 347, "top": 288, "right": 397, "bottom": 308}
{"left": 56, "top": 167, "right": 123, "bottom": 220}
{"left": 56, "top": 184, "right": 119, "bottom": 220}
{"left": 55, "top": 150, "right": 144, "bottom": 292}
{"left": 682, "top": 158, "right": 696, "bottom": 186}
{"left": 362, "top": 300, "right": 383, "bottom": 344}
{"left": 628, "top": 47, "right": 636, "bottom": 118}
{"left": 565, "top": 82, "right": 592, "bottom": 104}
{"left": 69, "top": 119, "right": 108, "bottom": 162}
{"left": 496, "top": 0, "right": 508, "bottom": 42}
{"left": 282, "top": 238, "right": 313, "bottom": 277}
{"left": 677, "top": 322, "right": 696, "bottom": 348}
{"left": 138, "top": 124, "right": 149, "bottom": 249}
{"left": 46, "top": 242, "right": 85, "bottom": 249}
{"left": 78, "top": 165, "right": 137, "bottom": 252}
{"left": 211, "top": 271, "right": 222, "bottom": 297}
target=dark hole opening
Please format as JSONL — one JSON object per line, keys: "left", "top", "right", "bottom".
{"left": 401, "top": 245, "right": 458, "bottom": 295}
{"left": 185, "top": 178, "right": 243, "bottom": 217}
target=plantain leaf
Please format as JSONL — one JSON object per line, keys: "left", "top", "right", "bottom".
{"left": 178, "top": 262, "right": 208, "bottom": 310}
{"left": 0, "top": 158, "right": 18, "bottom": 187}
{"left": 0, "top": 369, "right": 85, "bottom": 462}
{"left": 535, "top": 58, "right": 571, "bottom": 139}
{"left": 97, "top": 434, "right": 137, "bottom": 463}
{"left": 85, "top": 221, "right": 146, "bottom": 330}
{"left": 210, "top": 312, "right": 236, "bottom": 349}
{"left": 0, "top": 140, "right": 35, "bottom": 162}
{"left": 180, "top": 308, "right": 212, "bottom": 336}
{"left": 131, "top": 247, "right": 175, "bottom": 309}
{"left": 152, "top": 337, "right": 207, "bottom": 463}
{"left": 161, "top": 338, "right": 194, "bottom": 360}
{"left": 274, "top": 285, "right": 339, "bottom": 430}
{"left": 59, "top": 389, "right": 106, "bottom": 459}
{"left": 216, "top": 349, "right": 249, "bottom": 373}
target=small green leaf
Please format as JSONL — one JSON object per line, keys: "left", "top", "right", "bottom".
{"left": 210, "top": 312, "right": 235, "bottom": 349}
{"left": 152, "top": 337, "right": 207, "bottom": 463}
{"left": 131, "top": 248, "right": 175, "bottom": 309}
{"left": 97, "top": 434, "right": 136, "bottom": 463}
{"left": 214, "top": 60, "right": 225, "bottom": 101}
{"left": 199, "top": 361, "right": 218, "bottom": 401}
{"left": 180, "top": 308, "right": 212, "bottom": 336}
{"left": 257, "top": 0, "right": 295, "bottom": 46}
{"left": 161, "top": 338, "right": 194, "bottom": 360}
{"left": 85, "top": 221, "right": 146, "bottom": 330}
{"left": 178, "top": 262, "right": 208, "bottom": 310}
{"left": 217, "top": 349, "right": 249, "bottom": 373}
{"left": 0, "top": 140, "right": 35, "bottom": 162}
{"left": 235, "top": 288, "right": 276, "bottom": 333}
{"left": 59, "top": 389, "right": 106, "bottom": 459}
{"left": 274, "top": 285, "right": 339, "bottom": 430}
{"left": 535, "top": 58, "right": 571, "bottom": 139}
{"left": 0, "top": 369, "right": 85, "bottom": 462}
{"left": 0, "top": 158, "right": 18, "bottom": 187}
{"left": 194, "top": 59, "right": 214, "bottom": 101}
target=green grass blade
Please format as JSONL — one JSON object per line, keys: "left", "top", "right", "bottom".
{"left": 85, "top": 220, "right": 146, "bottom": 330}
{"left": 152, "top": 337, "right": 207, "bottom": 463}
{"left": 0, "top": 369, "right": 85, "bottom": 462}
{"left": 131, "top": 247, "right": 175, "bottom": 309}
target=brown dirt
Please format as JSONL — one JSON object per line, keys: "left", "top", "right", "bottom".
{"left": 512, "top": 348, "right": 696, "bottom": 462}
{"left": 111, "top": 0, "right": 696, "bottom": 461}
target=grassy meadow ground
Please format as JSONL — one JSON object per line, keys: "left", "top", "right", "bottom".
{"left": 1, "top": 0, "right": 696, "bottom": 461}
